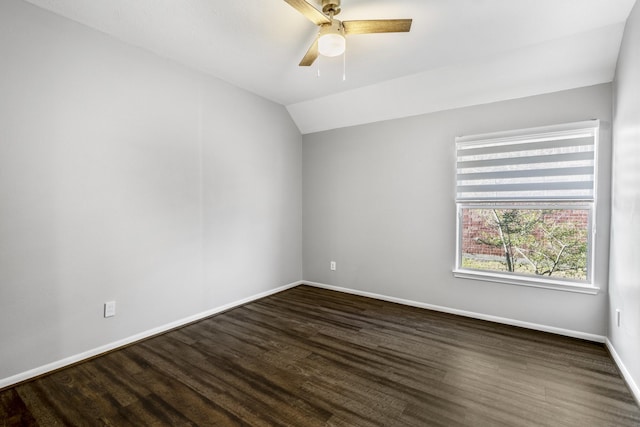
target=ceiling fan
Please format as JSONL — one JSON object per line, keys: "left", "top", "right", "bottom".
{"left": 284, "top": 0, "right": 412, "bottom": 66}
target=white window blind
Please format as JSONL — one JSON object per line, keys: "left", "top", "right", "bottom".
{"left": 456, "top": 120, "right": 599, "bottom": 202}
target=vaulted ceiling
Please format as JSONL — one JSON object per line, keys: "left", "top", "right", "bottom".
{"left": 23, "top": 0, "right": 637, "bottom": 133}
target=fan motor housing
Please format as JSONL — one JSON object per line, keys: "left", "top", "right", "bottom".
{"left": 319, "top": 20, "right": 345, "bottom": 37}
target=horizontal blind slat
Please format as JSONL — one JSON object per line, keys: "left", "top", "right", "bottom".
{"left": 457, "top": 151, "right": 594, "bottom": 169}
{"left": 457, "top": 180, "right": 594, "bottom": 194}
{"left": 457, "top": 166, "right": 594, "bottom": 181}
{"left": 457, "top": 136, "right": 594, "bottom": 157}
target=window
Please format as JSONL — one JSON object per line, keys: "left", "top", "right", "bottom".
{"left": 454, "top": 121, "right": 599, "bottom": 294}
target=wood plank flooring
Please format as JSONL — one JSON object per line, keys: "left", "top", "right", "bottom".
{"left": 1, "top": 285, "right": 639, "bottom": 426}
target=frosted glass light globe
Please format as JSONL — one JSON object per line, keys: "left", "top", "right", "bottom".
{"left": 318, "top": 33, "right": 345, "bottom": 57}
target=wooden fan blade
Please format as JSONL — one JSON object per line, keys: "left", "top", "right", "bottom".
{"left": 343, "top": 19, "right": 412, "bottom": 35}
{"left": 283, "top": 0, "right": 331, "bottom": 25}
{"left": 299, "top": 39, "right": 319, "bottom": 66}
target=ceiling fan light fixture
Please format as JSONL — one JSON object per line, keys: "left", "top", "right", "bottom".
{"left": 318, "top": 33, "right": 345, "bottom": 57}
{"left": 318, "top": 21, "right": 345, "bottom": 57}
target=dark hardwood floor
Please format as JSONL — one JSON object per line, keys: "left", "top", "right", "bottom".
{"left": 2, "top": 285, "right": 639, "bottom": 426}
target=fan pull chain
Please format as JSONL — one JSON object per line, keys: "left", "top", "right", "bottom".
{"left": 342, "top": 47, "right": 346, "bottom": 81}
{"left": 317, "top": 53, "right": 321, "bottom": 78}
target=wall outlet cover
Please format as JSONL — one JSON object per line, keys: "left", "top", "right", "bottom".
{"left": 104, "top": 301, "right": 116, "bottom": 318}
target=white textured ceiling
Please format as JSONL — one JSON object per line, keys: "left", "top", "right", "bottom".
{"left": 23, "top": 0, "right": 637, "bottom": 133}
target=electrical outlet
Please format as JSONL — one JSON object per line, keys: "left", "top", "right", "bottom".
{"left": 330, "top": 261, "right": 336, "bottom": 271}
{"left": 104, "top": 301, "right": 116, "bottom": 318}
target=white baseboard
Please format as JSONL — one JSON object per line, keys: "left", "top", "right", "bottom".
{"left": 0, "top": 280, "right": 303, "bottom": 390}
{"left": 605, "top": 338, "right": 640, "bottom": 406}
{"left": 303, "top": 281, "right": 606, "bottom": 343}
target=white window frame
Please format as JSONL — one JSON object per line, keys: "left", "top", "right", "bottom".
{"left": 453, "top": 120, "right": 600, "bottom": 294}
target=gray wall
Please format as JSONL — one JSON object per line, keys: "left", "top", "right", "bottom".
{"left": 610, "top": 0, "right": 640, "bottom": 396}
{"left": 0, "top": 0, "right": 301, "bottom": 381}
{"left": 303, "top": 84, "right": 612, "bottom": 336}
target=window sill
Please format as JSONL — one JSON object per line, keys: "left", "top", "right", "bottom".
{"left": 453, "top": 269, "right": 599, "bottom": 295}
